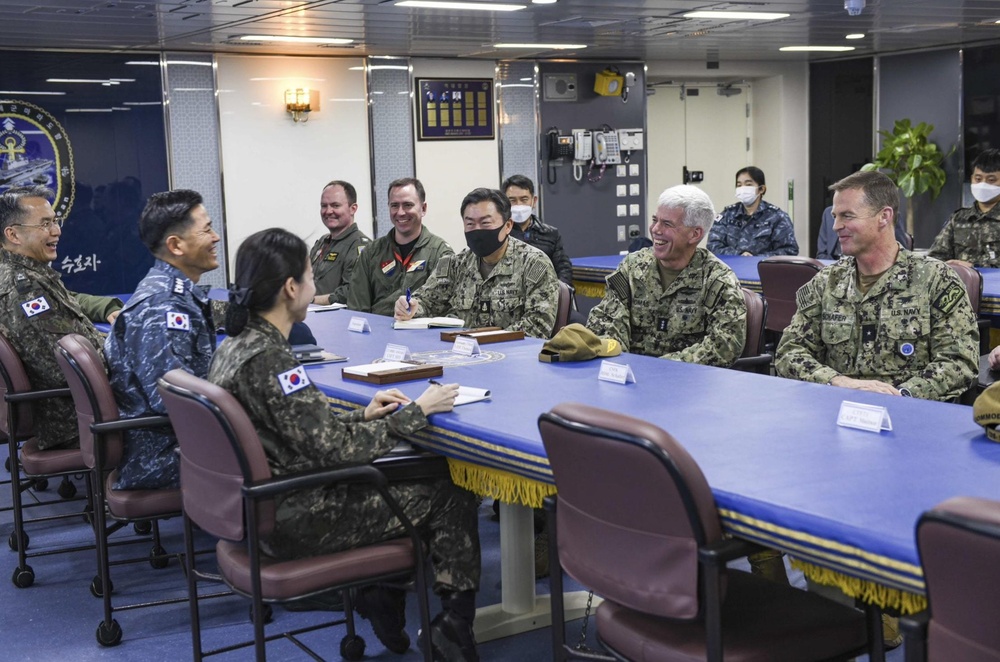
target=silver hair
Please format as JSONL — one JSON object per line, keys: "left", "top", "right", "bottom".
{"left": 656, "top": 185, "right": 716, "bottom": 233}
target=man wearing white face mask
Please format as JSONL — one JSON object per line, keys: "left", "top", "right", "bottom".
{"left": 707, "top": 166, "right": 799, "bottom": 257}
{"left": 502, "top": 175, "right": 573, "bottom": 285}
{"left": 929, "top": 149, "right": 1000, "bottom": 268}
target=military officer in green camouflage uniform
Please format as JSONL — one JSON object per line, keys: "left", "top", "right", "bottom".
{"left": 395, "top": 187, "right": 559, "bottom": 339}
{"left": 928, "top": 148, "right": 1000, "bottom": 268}
{"left": 587, "top": 184, "right": 747, "bottom": 367}
{"left": 348, "top": 178, "right": 452, "bottom": 316}
{"left": 777, "top": 170, "right": 978, "bottom": 402}
{"left": 210, "top": 228, "right": 481, "bottom": 661}
{"left": 310, "top": 180, "right": 371, "bottom": 305}
{"left": 0, "top": 186, "right": 119, "bottom": 449}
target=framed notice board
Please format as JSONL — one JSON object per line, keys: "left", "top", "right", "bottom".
{"left": 416, "top": 78, "right": 495, "bottom": 141}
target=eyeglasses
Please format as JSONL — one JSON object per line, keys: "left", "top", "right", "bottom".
{"left": 11, "top": 218, "right": 64, "bottom": 231}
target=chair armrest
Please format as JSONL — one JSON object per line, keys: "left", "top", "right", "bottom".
{"left": 373, "top": 446, "right": 450, "bottom": 482}
{"left": 730, "top": 354, "right": 772, "bottom": 373}
{"left": 698, "top": 537, "right": 769, "bottom": 567}
{"left": 91, "top": 415, "right": 172, "bottom": 434}
{"left": 244, "top": 464, "right": 387, "bottom": 499}
{"left": 5, "top": 386, "right": 72, "bottom": 403}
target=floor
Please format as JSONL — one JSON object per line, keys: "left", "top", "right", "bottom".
{"left": 0, "top": 462, "right": 905, "bottom": 661}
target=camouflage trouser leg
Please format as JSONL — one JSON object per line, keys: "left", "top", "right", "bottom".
{"left": 270, "top": 478, "right": 481, "bottom": 594}
{"left": 748, "top": 548, "right": 789, "bottom": 584}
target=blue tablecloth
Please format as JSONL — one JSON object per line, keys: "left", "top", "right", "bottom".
{"left": 302, "top": 308, "right": 1000, "bottom": 612}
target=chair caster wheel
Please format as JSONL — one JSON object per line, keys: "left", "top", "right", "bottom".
{"left": 57, "top": 478, "right": 76, "bottom": 499}
{"left": 96, "top": 619, "right": 123, "bottom": 647}
{"left": 250, "top": 604, "right": 273, "bottom": 625}
{"left": 133, "top": 521, "right": 152, "bottom": 535}
{"left": 149, "top": 546, "right": 169, "bottom": 569}
{"left": 32, "top": 478, "right": 48, "bottom": 491}
{"left": 8, "top": 531, "right": 27, "bottom": 551}
{"left": 90, "top": 575, "right": 113, "bottom": 598}
{"left": 340, "top": 634, "right": 366, "bottom": 661}
{"left": 12, "top": 565, "right": 34, "bottom": 588}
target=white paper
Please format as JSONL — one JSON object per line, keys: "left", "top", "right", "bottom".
{"left": 393, "top": 317, "right": 465, "bottom": 329}
{"left": 382, "top": 343, "right": 411, "bottom": 362}
{"left": 598, "top": 360, "right": 636, "bottom": 385}
{"left": 837, "top": 400, "right": 892, "bottom": 432}
{"left": 452, "top": 336, "right": 481, "bottom": 356}
{"left": 343, "top": 361, "right": 417, "bottom": 376}
{"left": 307, "top": 302, "right": 347, "bottom": 312}
{"left": 348, "top": 316, "right": 371, "bottom": 333}
{"left": 454, "top": 386, "right": 491, "bottom": 406}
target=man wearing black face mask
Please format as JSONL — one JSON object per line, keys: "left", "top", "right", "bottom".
{"left": 394, "top": 187, "right": 560, "bottom": 338}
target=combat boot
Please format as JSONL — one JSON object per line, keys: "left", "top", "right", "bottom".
{"left": 354, "top": 585, "right": 410, "bottom": 654}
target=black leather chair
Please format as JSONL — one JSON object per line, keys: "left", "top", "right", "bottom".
{"left": 730, "top": 287, "right": 772, "bottom": 374}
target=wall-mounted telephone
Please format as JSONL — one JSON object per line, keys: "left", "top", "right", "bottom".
{"left": 548, "top": 131, "right": 575, "bottom": 160}
{"left": 572, "top": 129, "right": 592, "bottom": 161}
{"left": 593, "top": 130, "right": 622, "bottom": 165}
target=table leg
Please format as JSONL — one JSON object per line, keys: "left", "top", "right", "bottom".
{"left": 474, "top": 502, "right": 599, "bottom": 642}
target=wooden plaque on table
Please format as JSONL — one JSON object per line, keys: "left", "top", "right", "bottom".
{"left": 342, "top": 363, "right": 443, "bottom": 385}
{"left": 439, "top": 328, "right": 525, "bottom": 344}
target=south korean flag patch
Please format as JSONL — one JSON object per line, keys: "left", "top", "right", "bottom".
{"left": 166, "top": 311, "right": 191, "bottom": 331}
{"left": 21, "top": 296, "right": 50, "bottom": 318}
{"left": 277, "top": 366, "right": 311, "bottom": 395}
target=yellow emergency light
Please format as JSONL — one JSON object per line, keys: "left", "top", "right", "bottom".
{"left": 594, "top": 69, "right": 624, "bottom": 96}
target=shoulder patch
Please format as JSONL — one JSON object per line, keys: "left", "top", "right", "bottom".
{"left": 173, "top": 278, "right": 185, "bottom": 295}
{"left": 277, "top": 366, "right": 311, "bottom": 395}
{"left": 795, "top": 277, "right": 823, "bottom": 312}
{"left": 933, "top": 280, "right": 965, "bottom": 315}
{"left": 606, "top": 271, "right": 632, "bottom": 306}
{"left": 165, "top": 311, "right": 191, "bottom": 331}
{"left": 21, "top": 296, "right": 50, "bottom": 318}
{"left": 705, "top": 277, "right": 726, "bottom": 308}
{"left": 358, "top": 245, "right": 366, "bottom": 255}
{"left": 524, "top": 259, "right": 547, "bottom": 284}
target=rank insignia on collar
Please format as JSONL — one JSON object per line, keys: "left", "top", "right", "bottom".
{"left": 166, "top": 311, "right": 191, "bottom": 331}
{"left": 277, "top": 366, "right": 311, "bottom": 395}
{"left": 21, "top": 296, "right": 50, "bottom": 318}
{"left": 173, "top": 278, "right": 186, "bottom": 294}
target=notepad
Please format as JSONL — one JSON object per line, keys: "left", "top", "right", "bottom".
{"left": 307, "top": 302, "right": 347, "bottom": 312}
{"left": 392, "top": 317, "right": 465, "bottom": 330}
{"left": 455, "top": 386, "right": 491, "bottom": 406}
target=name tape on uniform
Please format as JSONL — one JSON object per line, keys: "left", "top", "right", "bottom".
{"left": 836, "top": 400, "right": 892, "bottom": 433}
{"left": 348, "top": 316, "right": 371, "bottom": 333}
{"left": 598, "top": 360, "right": 636, "bottom": 385}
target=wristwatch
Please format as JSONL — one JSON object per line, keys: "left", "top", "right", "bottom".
{"left": 899, "top": 387, "right": 912, "bottom": 397}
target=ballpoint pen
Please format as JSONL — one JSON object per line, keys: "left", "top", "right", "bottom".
{"left": 405, "top": 287, "right": 412, "bottom": 312}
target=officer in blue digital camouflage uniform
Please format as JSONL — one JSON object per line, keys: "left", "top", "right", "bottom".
{"left": 0, "top": 185, "right": 119, "bottom": 450}
{"left": 105, "top": 189, "right": 222, "bottom": 489}
{"left": 707, "top": 166, "right": 799, "bottom": 257}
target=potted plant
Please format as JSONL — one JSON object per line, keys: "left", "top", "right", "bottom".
{"left": 861, "top": 119, "right": 949, "bottom": 235}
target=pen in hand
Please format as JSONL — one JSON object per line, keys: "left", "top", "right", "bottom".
{"left": 405, "top": 287, "right": 412, "bottom": 313}
{"left": 428, "top": 379, "right": 442, "bottom": 386}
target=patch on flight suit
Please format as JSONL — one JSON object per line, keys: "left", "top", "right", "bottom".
{"left": 325, "top": 252, "right": 339, "bottom": 263}
{"left": 795, "top": 278, "right": 823, "bottom": 313}
{"left": 381, "top": 260, "right": 397, "bottom": 277}
{"left": 166, "top": 311, "right": 191, "bottom": 331}
{"left": 277, "top": 366, "right": 311, "bottom": 395}
{"left": 173, "top": 278, "right": 185, "bottom": 294}
{"left": 358, "top": 245, "right": 366, "bottom": 255}
{"left": 21, "top": 296, "right": 50, "bottom": 318}
{"left": 606, "top": 271, "right": 632, "bottom": 307}
{"left": 407, "top": 260, "right": 426, "bottom": 273}
{"left": 933, "top": 281, "right": 964, "bottom": 315}
{"left": 524, "top": 260, "right": 547, "bottom": 285}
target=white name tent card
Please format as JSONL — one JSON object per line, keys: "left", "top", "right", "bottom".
{"left": 598, "top": 360, "right": 636, "bottom": 385}
{"left": 452, "top": 336, "right": 481, "bottom": 356}
{"left": 383, "top": 343, "right": 412, "bottom": 362}
{"left": 348, "top": 316, "right": 371, "bottom": 333}
{"left": 307, "top": 302, "right": 347, "bottom": 312}
{"left": 837, "top": 400, "right": 892, "bottom": 433}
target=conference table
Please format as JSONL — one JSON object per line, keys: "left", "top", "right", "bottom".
{"left": 300, "top": 308, "right": 1000, "bottom": 639}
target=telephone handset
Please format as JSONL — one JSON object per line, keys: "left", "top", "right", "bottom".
{"left": 572, "top": 129, "right": 592, "bottom": 161}
{"left": 593, "top": 131, "right": 621, "bottom": 165}
{"left": 547, "top": 129, "right": 574, "bottom": 160}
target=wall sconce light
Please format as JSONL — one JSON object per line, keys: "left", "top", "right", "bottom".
{"left": 284, "top": 88, "right": 318, "bottom": 122}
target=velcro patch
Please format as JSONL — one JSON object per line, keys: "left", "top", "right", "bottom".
{"left": 381, "top": 260, "right": 396, "bottom": 276}
{"left": 173, "top": 278, "right": 185, "bottom": 294}
{"left": 166, "top": 311, "right": 191, "bottom": 331}
{"left": 606, "top": 271, "right": 632, "bottom": 307}
{"left": 21, "top": 296, "right": 50, "bottom": 318}
{"left": 705, "top": 277, "right": 725, "bottom": 308}
{"left": 795, "top": 278, "right": 822, "bottom": 312}
{"left": 407, "top": 259, "right": 426, "bottom": 272}
{"left": 325, "top": 252, "right": 339, "bottom": 262}
{"left": 933, "top": 281, "right": 965, "bottom": 315}
{"left": 524, "top": 260, "right": 547, "bottom": 285}
{"left": 277, "top": 366, "right": 311, "bottom": 395}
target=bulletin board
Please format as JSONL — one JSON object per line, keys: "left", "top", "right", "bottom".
{"left": 415, "top": 78, "right": 495, "bottom": 141}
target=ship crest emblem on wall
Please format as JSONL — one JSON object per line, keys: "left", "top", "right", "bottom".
{"left": 0, "top": 100, "right": 75, "bottom": 218}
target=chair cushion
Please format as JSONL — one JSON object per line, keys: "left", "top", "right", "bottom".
{"left": 596, "top": 570, "right": 867, "bottom": 662}
{"left": 20, "top": 438, "right": 86, "bottom": 475}
{"left": 104, "top": 470, "right": 181, "bottom": 520}
{"left": 216, "top": 537, "right": 416, "bottom": 601}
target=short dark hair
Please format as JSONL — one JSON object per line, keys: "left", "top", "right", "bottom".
{"left": 736, "top": 166, "right": 766, "bottom": 187}
{"left": 226, "top": 228, "right": 309, "bottom": 336}
{"left": 138, "top": 189, "right": 204, "bottom": 254}
{"left": 0, "top": 185, "right": 53, "bottom": 236}
{"left": 829, "top": 170, "right": 899, "bottom": 216}
{"left": 972, "top": 149, "right": 1000, "bottom": 175}
{"left": 388, "top": 177, "right": 426, "bottom": 203}
{"left": 323, "top": 180, "right": 357, "bottom": 206}
{"left": 461, "top": 188, "right": 511, "bottom": 221}
{"left": 501, "top": 174, "right": 535, "bottom": 196}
